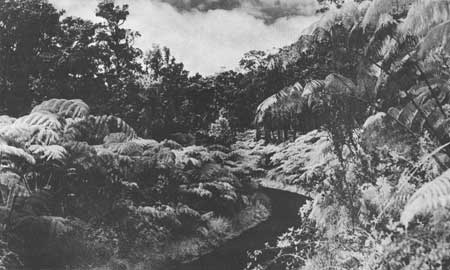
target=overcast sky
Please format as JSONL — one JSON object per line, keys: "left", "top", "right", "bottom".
{"left": 49, "top": 0, "right": 319, "bottom": 75}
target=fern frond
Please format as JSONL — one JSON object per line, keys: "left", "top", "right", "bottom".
{"left": 0, "top": 171, "right": 21, "bottom": 188}
{"left": 179, "top": 184, "right": 213, "bottom": 199}
{"left": 131, "top": 138, "right": 159, "bottom": 150}
{"left": 401, "top": 169, "right": 450, "bottom": 226}
{"left": 416, "top": 20, "right": 450, "bottom": 60}
{"left": 103, "top": 132, "right": 128, "bottom": 144}
{"left": 387, "top": 80, "right": 450, "bottom": 141}
{"left": 31, "top": 127, "right": 61, "bottom": 146}
{"left": 103, "top": 141, "right": 144, "bottom": 156}
{"left": 362, "top": 0, "right": 413, "bottom": 30}
{"left": 176, "top": 204, "right": 201, "bottom": 219}
{"left": 32, "top": 99, "right": 90, "bottom": 119}
{"left": 28, "top": 145, "right": 67, "bottom": 162}
{"left": 399, "top": 0, "right": 450, "bottom": 37}
{"left": 40, "top": 216, "right": 75, "bottom": 237}
{"left": 91, "top": 115, "right": 137, "bottom": 140}
{"left": 304, "top": 1, "right": 367, "bottom": 34}
{"left": 0, "top": 171, "right": 22, "bottom": 205}
{"left": 254, "top": 82, "right": 304, "bottom": 126}
{"left": 0, "top": 124, "right": 40, "bottom": 146}
{"left": 16, "top": 112, "right": 63, "bottom": 132}
{"left": 0, "top": 116, "right": 16, "bottom": 126}
{"left": 137, "top": 205, "right": 182, "bottom": 228}
{"left": 155, "top": 148, "right": 176, "bottom": 169}
{"left": 161, "top": 139, "right": 183, "bottom": 150}
{"left": 0, "top": 145, "right": 35, "bottom": 165}
{"left": 62, "top": 117, "right": 90, "bottom": 142}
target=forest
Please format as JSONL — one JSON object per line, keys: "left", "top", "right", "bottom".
{"left": 2, "top": 0, "right": 450, "bottom": 269}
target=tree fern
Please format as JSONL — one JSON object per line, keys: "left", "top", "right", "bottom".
{"left": 32, "top": 99, "right": 90, "bottom": 119}
{"left": 399, "top": 0, "right": 450, "bottom": 37}
{"left": 15, "top": 112, "right": 63, "bottom": 132}
{"left": 254, "top": 82, "right": 304, "bottom": 127}
{"left": 401, "top": 169, "right": 450, "bottom": 226}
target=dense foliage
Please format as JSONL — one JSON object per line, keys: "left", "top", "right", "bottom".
{"left": 4, "top": 0, "right": 450, "bottom": 269}
{"left": 245, "top": 1, "right": 450, "bottom": 270}
{"left": 0, "top": 97, "right": 270, "bottom": 268}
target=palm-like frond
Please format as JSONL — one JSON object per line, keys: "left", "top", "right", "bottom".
{"left": 401, "top": 169, "right": 450, "bottom": 226}
{"left": 15, "top": 112, "right": 63, "bottom": 132}
{"left": 399, "top": 0, "right": 450, "bottom": 37}
{"left": 32, "top": 99, "right": 90, "bottom": 119}
{"left": 254, "top": 82, "right": 304, "bottom": 126}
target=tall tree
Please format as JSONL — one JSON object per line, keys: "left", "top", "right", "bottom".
{"left": 0, "top": 0, "right": 62, "bottom": 115}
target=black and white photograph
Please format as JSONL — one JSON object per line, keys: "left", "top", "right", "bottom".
{"left": 0, "top": 0, "right": 449, "bottom": 269}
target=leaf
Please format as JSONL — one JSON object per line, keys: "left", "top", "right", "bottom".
{"left": 0, "top": 145, "right": 35, "bottom": 165}
{"left": 399, "top": 0, "right": 450, "bottom": 37}
{"left": 28, "top": 145, "right": 67, "bottom": 162}
{"left": 0, "top": 171, "right": 21, "bottom": 188}
{"left": 362, "top": 0, "right": 413, "bottom": 31}
{"left": 89, "top": 115, "right": 137, "bottom": 141}
{"left": 103, "top": 141, "right": 144, "bottom": 156}
{"left": 0, "top": 123, "right": 40, "bottom": 146}
{"left": 32, "top": 99, "right": 90, "bottom": 119}
{"left": 15, "top": 112, "right": 63, "bottom": 132}
{"left": 387, "top": 80, "right": 450, "bottom": 140}
{"left": 416, "top": 20, "right": 450, "bottom": 60}
{"left": 0, "top": 116, "right": 16, "bottom": 126}
{"left": 254, "top": 82, "right": 305, "bottom": 126}
{"left": 401, "top": 169, "right": 450, "bottom": 226}
{"left": 103, "top": 132, "right": 128, "bottom": 144}
{"left": 31, "top": 127, "right": 61, "bottom": 146}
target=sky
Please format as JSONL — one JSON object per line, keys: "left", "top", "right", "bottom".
{"left": 49, "top": 0, "right": 320, "bottom": 75}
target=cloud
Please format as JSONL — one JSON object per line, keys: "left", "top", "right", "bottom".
{"left": 50, "top": 0, "right": 319, "bottom": 75}
{"left": 158, "top": 0, "right": 319, "bottom": 22}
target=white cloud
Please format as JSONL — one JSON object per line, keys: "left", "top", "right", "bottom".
{"left": 50, "top": 0, "right": 318, "bottom": 75}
